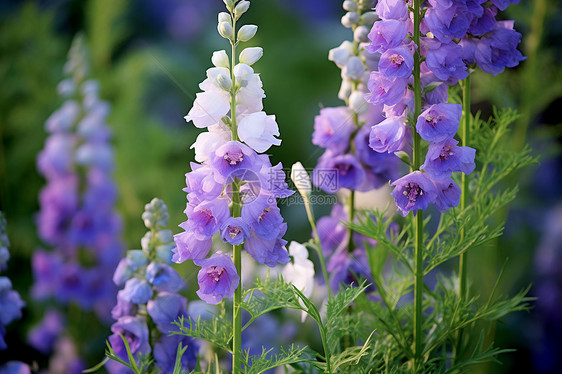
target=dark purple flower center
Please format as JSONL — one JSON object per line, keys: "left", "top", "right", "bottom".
{"left": 403, "top": 182, "right": 423, "bottom": 209}
{"left": 425, "top": 112, "right": 442, "bottom": 126}
{"left": 389, "top": 53, "right": 405, "bottom": 66}
{"left": 199, "top": 209, "right": 214, "bottom": 225}
{"left": 336, "top": 162, "right": 352, "bottom": 176}
{"left": 228, "top": 226, "right": 241, "bottom": 239}
{"left": 224, "top": 150, "right": 244, "bottom": 166}
{"left": 439, "top": 145, "right": 454, "bottom": 160}
{"left": 258, "top": 207, "right": 272, "bottom": 222}
{"left": 207, "top": 266, "right": 225, "bottom": 282}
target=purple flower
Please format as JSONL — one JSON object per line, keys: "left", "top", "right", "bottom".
{"left": 390, "top": 171, "right": 438, "bottom": 217}
{"left": 108, "top": 316, "right": 150, "bottom": 361}
{"left": 425, "top": 2, "right": 473, "bottom": 43}
{"left": 209, "top": 141, "right": 262, "bottom": 184}
{"left": 111, "top": 291, "right": 137, "bottom": 320}
{"left": 421, "top": 70, "right": 448, "bottom": 105}
{"left": 327, "top": 248, "right": 372, "bottom": 291}
{"left": 421, "top": 139, "right": 476, "bottom": 179}
{"left": 425, "top": 42, "right": 469, "bottom": 82}
{"left": 0, "top": 362, "right": 31, "bottom": 374}
{"left": 194, "top": 252, "right": 240, "bottom": 304}
{"left": 367, "top": 20, "right": 408, "bottom": 53}
{"left": 220, "top": 217, "right": 251, "bottom": 245}
{"left": 184, "top": 163, "right": 223, "bottom": 201}
{"left": 0, "top": 278, "right": 24, "bottom": 327}
{"left": 416, "top": 103, "right": 462, "bottom": 143}
{"left": 432, "top": 178, "right": 461, "bottom": 212}
{"left": 147, "top": 292, "right": 187, "bottom": 333}
{"left": 468, "top": 6, "right": 498, "bottom": 36}
{"left": 244, "top": 223, "right": 290, "bottom": 267}
{"left": 36, "top": 134, "right": 75, "bottom": 178}
{"left": 121, "top": 278, "right": 153, "bottom": 305}
{"left": 153, "top": 335, "right": 198, "bottom": 373}
{"left": 378, "top": 46, "right": 414, "bottom": 79}
{"left": 316, "top": 204, "right": 348, "bottom": 256}
{"left": 312, "top": 107, "right": 355, "bottom": 155}
{"left": 145, "top": 262, "right": 186, "bottom": 293}
{"left": 376, "top": 0, "right": 409, "bottom": 21}
{"left": 472, "top": 21, "right": 526, "bottom": 76}
{"left": 28, "top": 309, "right": 64, "bottom": 354}
{"left": 313, "top": 152, "right": 366, "bottom": 193}
{"left": 172, "top": 230, "right": 212, "bottom": 262}
{"left": 369, "top": 117, "right": 406, "bottom": 153}
{"left": 366, "top": 72, "right": 407, "bottom": 106}
{"left": 258, "top": 162, "right": 295, "bottom": 199}
{"left": 241, "top": 196, "right": 284, "bottom": 240}
{"left": 185, "top": 199, "right": 230, "bottom": 240}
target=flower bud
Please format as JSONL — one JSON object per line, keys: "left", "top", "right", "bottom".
{"left": 217, "top": 73, "right": 233, "bottom": 90}
{"left": 211, "top": 50, "right": 230, "bottom": 68}
{"left": 341, "top": 12, "right": 360, "bottom": 28}
{"left": 222, "top": 0, "right": 234, "bottom": 11}
{"left": 237, "top": 24, "right": 257, "bottom": 42}
{"left": 234, "top": 1, "right": 250, "bottom": 19}
{"left": 349, "top": 91, "right": 368, "bottom": 114}
{"left": 338, "top": 79, "right": 352, "bottom": 100}
{"left": 343, "top": 0, "right": 357, "bottom": 12}
{"left": 328, "top": 40, "right": 354, "bottom": 68}
{"left": 344, "top": 56, "right": 365, "bottom": 80}
{"left": 360, "top": 11, "right": 379, "bottom": 26}
{"left": 291, "top": 162, "right": 311, "bottom": 197}
{"left": 218, "top": 12, "right": 231, "bottom": 25}
{"left": 239, "top": 47, "right": 263, "bottom": 65}
{"left": 354, "top": 25, "right": 370, "bottom": 43}
{"left": 218, "top": 21, "right": 234, "bottom": 39}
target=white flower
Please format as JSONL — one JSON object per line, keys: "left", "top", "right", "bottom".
{"left": 283, "top": 242, "right": 314, "bottom": 297}
{"left": 239, "top": 47, "right": 263, "bottom": 65}
{"left": 205, "top": 67, "right": 232, "bottom": 91}
{"left": 237, "top": 111, "right": 280, "bottom": 153}
{"left": 338, "top": 79, "right": 353, "bottom": 100}
{"left": 234, "top": 64, "right": 265, "bottom": 114}
{"left": 218, "top": 21, "right": 233, "bottom": 39}
{"left": 211, "top": 50, "right": 230, "bottom": 68}
{"left": 349, "top": 91, "right": 368, "bottom": 114}
{"left": 283, "top": 242, "right": 315, "bottom": 321}
{"left": 328, "top": 41, "right": 354, "bottom": 68}
{"left": 184, "top": 91, "right": 230, "bottom": 128}
{"left": 343, "top": 56, "right": 365, "bottom": 80}
{"left": 237, "top": 25, "right": 258, "bottom": 42}
{"left": 191, "top": 122, "right": 231, "bottom": 162}
{"left": 291, "top": 162, "right": 311, "bottom": 197}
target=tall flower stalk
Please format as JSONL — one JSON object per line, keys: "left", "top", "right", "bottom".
{"left": 174, "top": 1, "right": 292, "bottom": 373}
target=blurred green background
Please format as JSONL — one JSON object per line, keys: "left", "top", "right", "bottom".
{"left": 0, "top": 0, "right": 561, "bottom": 372}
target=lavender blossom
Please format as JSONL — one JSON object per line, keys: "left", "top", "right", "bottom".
{"left": 421, "top": 139, "right": 476, "bottom": 179}
{"left": 390, "top": 172, "right": 438, "bottom": 217}
{"left": 194, "top": 252, "right": 240, "bottom": 305}
{"left": 416, "top": 103, "right": 462, "bottom": 143}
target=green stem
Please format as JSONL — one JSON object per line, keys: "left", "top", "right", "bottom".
{"left": 454, "top": 75, "right": 471, "bottom": 364}
{"left": 412, "top": 0, "right": 424, "bottom": 372}
{"left": 346, "top": 190, "right": 356, "bottom": 252}
{"left": 305, "top": 196, "right": 332, "bottom": 297}
{"left": 229, "top": 14, "right": 242, "bottom": 374}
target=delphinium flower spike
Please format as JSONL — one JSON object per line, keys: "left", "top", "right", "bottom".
{"left": 29, "top": 35, "right": 123, "bottom": 372}
{"left": 107, "top": 198, "right": 198, "bottom": 373}
{"left": 174, "top": 1, "right": 292, "bottom": 372}
{"left": 311, "top": 0, "right": 398, "bottom": 292}
{"left": 365, "top": 0, "right": 525, "bottom": 216}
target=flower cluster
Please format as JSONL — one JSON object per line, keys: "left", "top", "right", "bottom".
{"left": 0, "top": 212, "right": 26, "bottom": 354}
{"left": 312, "top": 0, "right": 399, "bottom": 194}
{"left": 174, "top": 0, "right": 293, "bottom": 304}
{"left": 108, "top": 198, "right": 198, "bottom": 373}
{"left": 365, "top": 0, "right": 524, "bottom": 216}
{"left": 32, "top": 36, "right": 123, "bottom": 315}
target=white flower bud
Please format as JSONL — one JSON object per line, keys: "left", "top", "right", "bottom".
{"left": 328, "top": 40, "right": 354, "bottom": 68}
{"left": 354, "top": 25, "right": 370, "bottom": 43}
{"left": 341, "top": 12, "right": 360, "bottom": 28}
{"left": 218, "top": 21, "right": 233, "bottom": 39}
{"left": 361, "top": 11, "right": 379, "bottom": 26}
{"left": 237, "top": 24, "right": 257, "bottom": 42}
{"left": 344, "top": 56, "right": 365, "bottom": 80}
{"left": 349, "top": 91, "right": 368, "bottom": 114}
{"left": 291, "top": 162, "right": 312, "bottom": 197}
{"left": 234, "top": 1, "right": 250, "bottom": 18}
{"left": 211, "top": 50, "right": 230, "bottom": 68}
{"left": 239, "top": 47, "right": 263, "bottom": 65}
{"left": 222, "top": 0, "right": 234, "bottom": 11}
{"left": 218, "top": 12, "right": 231, "bottom": 25}
{"left": 338, "top": 79, "right": 353, "bottom": 100}
{"left": 217, "top": 74, "right": 233, "bottom": 90}
{"left": 343, "top": 0, "right": 357, "bottom": 12}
